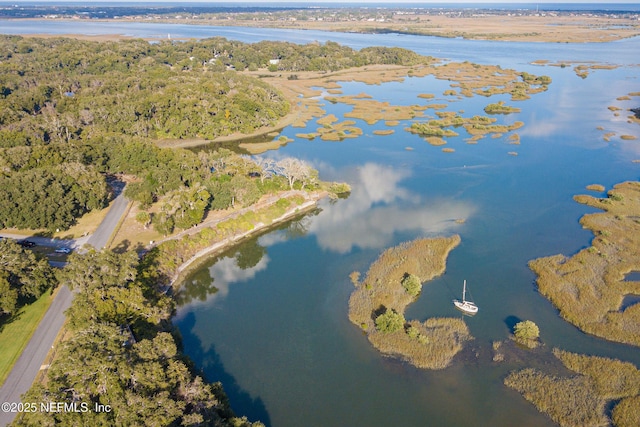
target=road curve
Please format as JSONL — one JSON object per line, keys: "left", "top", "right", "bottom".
{"left": 0, "top": 191, "right": 129, "bottom": 426}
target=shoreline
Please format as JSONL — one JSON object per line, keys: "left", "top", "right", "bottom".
{"left": 167, "top": 195, "right": 322, "bottom": 291}
{"left": 11, "top": 12, "right": 640, "bottom": 43}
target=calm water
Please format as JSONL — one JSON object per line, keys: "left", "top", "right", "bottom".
{"left": 6, "top": 21, "right": 639, "bottom": 426}
{"left": 169, "top": 29, "right": 639, "bottom": 426}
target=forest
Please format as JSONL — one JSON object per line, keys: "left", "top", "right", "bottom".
{"left": 0, "top": 35, "right": 428, "bottom": 231}
{"left": 13, "top": 248, "right": 262, "bottom": 427}
{"left": 0, "top": 34, "right": 426, "bottom": 425}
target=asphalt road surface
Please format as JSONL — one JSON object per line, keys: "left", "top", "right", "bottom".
{"left": 0, "top": 190, "right": 129, "bottom": 426}
{"left": 0, "top": 286, "right": 72, "bottom": 426}
{"left": 85, "top": 191, "right": 129, "bottom": 250}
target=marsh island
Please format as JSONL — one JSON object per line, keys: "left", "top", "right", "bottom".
{"left": 348, "top": 235, "right": 472, "bottom": 370}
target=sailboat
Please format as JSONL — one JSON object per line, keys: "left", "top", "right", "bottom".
{"left": 453, "top": 280, "right": 478, "bottom": 315}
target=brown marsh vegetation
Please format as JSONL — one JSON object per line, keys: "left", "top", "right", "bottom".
{"left": 348, "top": 236, "right": 472, "bottom": 370}
{"left": 243, "top": 61, "right": 549, "bottom": 152}
{"left": 586, "top": 184, "right": 606, "bottom": 192}
{"left": 529, "top": 181, "right": 640, "bottom": 347}
{"left": 505, "top": 349, "right": 640, "bottom": 427}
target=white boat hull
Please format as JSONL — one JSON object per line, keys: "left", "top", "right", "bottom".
{"left": 453, "top": 299, "right": 478, "bottom": 315}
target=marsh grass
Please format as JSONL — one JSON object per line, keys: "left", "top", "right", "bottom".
{"left": 442, "top": 148, "right": 455, "bottom": 153}
{"left": 295, "top": 133, "right": 320, "bottom": 140}
{"left": 620, "top": 135, "right": 637, "bottom": 141}
{"left": 529, "top": 181, "right": 640, "bottom": 346}
{"left": 429, "top": 62, "right": 550, "bottom": 101}
{"left": 484, "top": 101, "right": 522, "bottom": 114}
{"left": 337, "top": 96, "right": 427, "bottom": 125}
{"left": 373, "top": 129, "right": 395, "bottom": 136}
{"left": 586, "top": 184, "right": 605, "bottom": 192}
{"left": 348, "top": 236, "right": 472, "bottom": 369}
{"left": 425, "top": 137, "right": 446, "bottom": 146}
{"left": 240, "top": 136, "right": 294, "bottom": 154}
{"left": 505, "top": 349, "right": 640, "bottom": 427}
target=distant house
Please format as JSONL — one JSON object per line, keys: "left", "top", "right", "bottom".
{"left": 269, "top": 59, "right": 280, "bottom": 65}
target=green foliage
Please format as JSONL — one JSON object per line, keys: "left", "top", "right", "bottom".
{"left": 484, "top": 101, "right": 521, "bottom": 115}
{"left": 408, "top": 122, "right": 459, "bottom": 138}
{"left": 13, "top": 247, "right": 252, "bottom": 426}
{"left": 153, "top": 211, "right": 175, "bottom": 236}
{"left": 135, "top": 211, "right": 151, "bottom": 228}
{"left": 520, "top": 72, "right": 552, "bottom": 85}
{"left": 375, "top": 309, "right": 405, "bottom": 333}
{"left": 0, "top": 239, "right": 55, "bottom": 315}
{"left": 0, "top": 162, "right": 109, "bottom": 231}
{"left": 514, "top": 320, "right": 540, "bottom": 342}
{"left": 401, "top": 274, "right": 422, "bottom": 297}
{"left": 0, "top": 36, "right": 290, "bottom": 142}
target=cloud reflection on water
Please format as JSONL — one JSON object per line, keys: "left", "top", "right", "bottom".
{"left": 177, "top": 163, "right": 475, "bottom": 310}
{"left": 309, "top": 163, "right": 476, "bottom": 253}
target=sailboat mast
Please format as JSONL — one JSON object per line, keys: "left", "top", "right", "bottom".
{"left": 462, "top": 280, "right": 466, "bottom": 302}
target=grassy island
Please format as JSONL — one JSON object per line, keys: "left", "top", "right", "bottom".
{"left": 529, "top": 181, "right": 640, "bottom": 347}
{"left": 348, "top": 235, "right": 472, "bottom": 370}
{"left": 505, "top": 349, "right": 640, "bottom": 427}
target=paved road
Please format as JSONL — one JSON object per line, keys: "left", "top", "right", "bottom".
{"left": 0, "top": 286, "right": 72, "bottom": 427}
{"left": 0, "top": 190, "right": 129, "bottom": 426}
{"left": 0, "top": 233, "right": 90, "bottom": 250}
{"left": 84, "top": 191, "right": 129, "bottom": 250}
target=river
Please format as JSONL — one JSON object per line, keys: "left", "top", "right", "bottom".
{"left": 5, "top": 20, "right": 639, "bottom": 426}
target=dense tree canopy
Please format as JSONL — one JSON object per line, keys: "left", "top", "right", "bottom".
{"left": 0, "top": 35, "right": 415, "bottom": 230}
{"left": 0, "top": 35, "right": 430, "bottom": 146}
{"left": 0, "top": 162, "right": 109, "bottom": 230}
{"left": 0, "top": 239, "right": 54, "bottom": 315}
{"left": 16, "top": 249, "right": 261, "bottom": 427}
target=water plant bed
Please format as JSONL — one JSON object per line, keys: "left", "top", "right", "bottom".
{"left": 529, "top": 181, "right": 640, "bottom": 347}
{"left": 348, "top": 235, "right": 472, "bottom": 370}
{"left": 505, "top": 349, "right": 640, "bottom": 427}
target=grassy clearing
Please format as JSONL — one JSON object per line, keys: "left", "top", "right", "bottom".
{"left": 348, "top": 235, "right": 472, "bottom": 370}
{"left": 0, "top": 290, "right": 53, "bottom": 386}
{"left": 505, "top": 349, "right": 640, "bottom": 427}
{"left": 529, "top": 181, "right": 640, "bottom": 346}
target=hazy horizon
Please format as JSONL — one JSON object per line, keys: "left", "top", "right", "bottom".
{"left": 5, "top": 0, "right": 640, "bottom": 4}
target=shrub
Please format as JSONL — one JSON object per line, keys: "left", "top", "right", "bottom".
{"left": 514, "top": 320, "right": 540, "bottom": 343}
{"left": 375, "top": 309, "right": 405, "bottom": 333}
{"left": 401, "top": 274, "right": 422, "bottom": 297}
